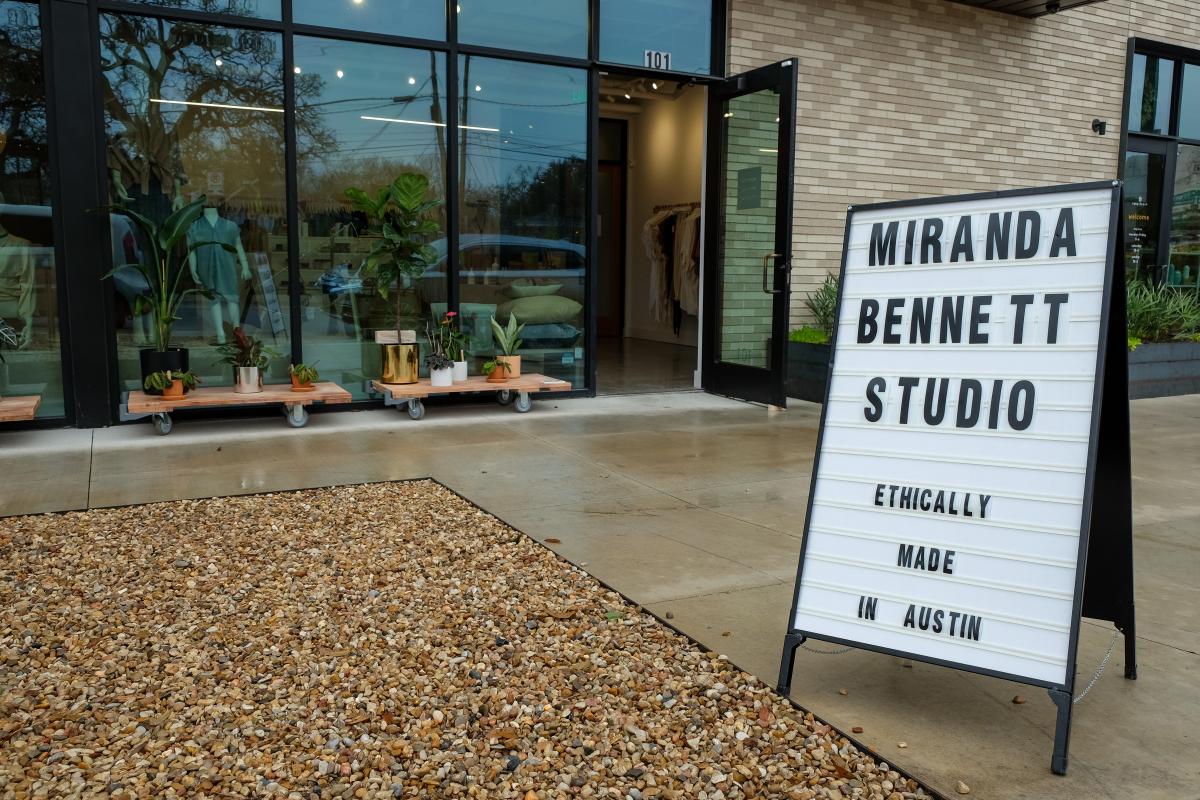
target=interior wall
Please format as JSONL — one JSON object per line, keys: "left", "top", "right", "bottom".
{"left": 619, "top": 85, "right": 706, "bottom": 345}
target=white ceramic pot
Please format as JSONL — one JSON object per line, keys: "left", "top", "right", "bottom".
{"left": 430, "top": 366, "right": 454, "bottom": 387}
{"left": 235, "top": 365, "right": 263, "bottom": 394}
{"left": 452, "top": 361, "right": 468, "bottom": 382}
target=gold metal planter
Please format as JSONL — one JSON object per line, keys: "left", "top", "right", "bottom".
{"left": 380, "top": 343, "right": 419, "bottom": 385}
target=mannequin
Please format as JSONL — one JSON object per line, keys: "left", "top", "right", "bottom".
{"left": 0, "top": 192, "right": 35, "bottom": 349}
{"left": 188, "top": 205, "right": 250, "bottom": 344}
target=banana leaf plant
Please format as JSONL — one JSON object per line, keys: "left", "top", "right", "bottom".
{"left": 102, "top": 196, "right": 231, "bottom": 352}
{"left": 344, "top": 173, "right": 443, "bottom": 331}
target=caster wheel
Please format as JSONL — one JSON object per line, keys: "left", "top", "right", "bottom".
{"left": 496, "top": 390, "right": 514, "bottom": 406}
{"left": 408, "top": 399, "right": 426, "bottom": 420}
{"left": 514, "top": 393, "right": 532, "bottom": 413}
{"left": 152, "top": 414, "right": 173, "bottom": 436}
{"left": 286, "top": 405, "right": 309, "bottom": 428}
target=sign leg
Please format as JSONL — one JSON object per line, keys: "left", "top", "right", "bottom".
{"left": 776, "top": 633, "right": 805, "bottom": 695}
{"left": 1122, "top": 612, "right": 1138, "bottom": 680}
{"left": 1048, "top": 688, "right": 1073, "bottom": 775}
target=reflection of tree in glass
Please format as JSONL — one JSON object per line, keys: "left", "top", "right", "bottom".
{"left": 100, "top": 14, "right": 332, "bottom": 206}
{"left": 464, "top": 158, "right": 586, "bottom": 241}
{"left": 125, "top": 0, "right": 266, "bottom": 17}
{"left": 0, "top": 1, "right": 49, "bottom": 203}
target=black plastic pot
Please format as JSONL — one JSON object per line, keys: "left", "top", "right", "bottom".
{"left": 139, "top": 348, "right": 189, "bottom": 395}
{"left": 786, "top": 342, "right": 831, "bottom": 403}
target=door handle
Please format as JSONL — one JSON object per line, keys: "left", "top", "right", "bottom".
{"left": 762, "top": 252, "right": 782, "bottom": 294}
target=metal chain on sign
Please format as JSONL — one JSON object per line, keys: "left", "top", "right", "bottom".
{"left": 1073, "top": 630, "right": 1120, "bottom": 705}
{"left": 800, "top": 643, "right": 853, "bottom": 655}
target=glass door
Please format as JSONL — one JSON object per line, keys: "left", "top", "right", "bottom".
{"left": 702, "top": 59, "right": 797, "bottom": 407}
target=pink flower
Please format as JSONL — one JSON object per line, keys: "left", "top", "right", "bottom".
{"left": 446, "top": 311, "right": 458, "bottom": 318}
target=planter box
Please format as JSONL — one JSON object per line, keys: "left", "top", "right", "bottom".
{"left": 1129, "top": 341, "right": 1200, "bottom": 399}
{"left": 787, "top": 342, "right": 831, "bottom": 403}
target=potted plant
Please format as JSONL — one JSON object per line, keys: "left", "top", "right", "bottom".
{"left": 1126, "top": 276, "right": 1200, "bottom": 398}
{"left": 489, "top": 314, "right": 525, "bottom": 379}
{"left": 427, "top": 351, "right": 455, "bottom": 387}
{"left": 344, "top": 173, "right": 442, "bottom": 342}
{"left": 0, "top": 317, "right": 17, "bottom": 400}
{"left": 787, "top": 273, "right": 839, "bottom": 403}
{"left": 483, "top": 357, "right": 513, "bottom": 383}
{"left": 430, "top": 311, "right": 470, "bottom": 383}
{"left": 143, "top": 369, "right": 199, "bottom": 400}
{"left": 102, "top": 196, "right": 230, "bottom": 387}
{"left": 217, "top": 325, "right": 274, "bottom": 394}
{"left": 290, "top": 362, "right": 319, "bottom": 392}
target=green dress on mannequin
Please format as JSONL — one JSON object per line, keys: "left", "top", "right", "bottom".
{"left": 188, "top": 207, "right": 251, "bottom": 343}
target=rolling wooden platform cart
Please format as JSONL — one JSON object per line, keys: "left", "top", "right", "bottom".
{"left": 0, "top": 396, "right": 41, "bottom": 423}
{"left": 121, "top": 382, "right": 353, "bottom": 435}
{"left": 370, "top": 374, "right": 572, "bottom": 420}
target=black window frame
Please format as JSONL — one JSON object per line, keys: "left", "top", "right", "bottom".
{"left": 33, "top": 0, "right": 724, "bottom": 427}
{"left": 1121, "top": 38, "right": 1200, "bottom": 289}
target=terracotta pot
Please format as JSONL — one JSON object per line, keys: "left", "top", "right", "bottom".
{"left": 162, "top": 379, "right": 185, "bottom": 400}
{"left": 486, "top": 365, "right": 510, "bottom": 383}
{"left": 497, "top": 354, "right": 521, "bottom": 378}
{"left": 290, "top": 374, "right": 315, "bottom": 392}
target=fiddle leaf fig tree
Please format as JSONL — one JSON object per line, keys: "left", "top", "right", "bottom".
{"left": 345, "top": 172, "right": 443, "bottom": 330}
{"left": 102, "top": 196, "right": 227, "bottom": 352}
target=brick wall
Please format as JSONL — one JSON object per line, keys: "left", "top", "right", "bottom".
{"left": 726, "top": 0, "right": 1200, "bottom": 326}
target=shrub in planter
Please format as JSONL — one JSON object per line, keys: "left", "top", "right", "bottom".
{"left": 787, "top": 275, "right": 839, "bottom": 403}
{"left": 1126, "top": 278, "right": 1200, "bottom": 398}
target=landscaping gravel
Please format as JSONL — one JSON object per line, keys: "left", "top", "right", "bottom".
{"left": 1, "top": 481, "right": 931, "bottom": 799}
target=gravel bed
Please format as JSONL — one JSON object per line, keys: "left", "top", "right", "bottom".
{"left": 1, "top": 481, "right": 931, "bottom": 800}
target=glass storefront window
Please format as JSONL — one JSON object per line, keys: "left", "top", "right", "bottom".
{"left": 294, "top": 37, "right": 448, "bottom": 396}
{"left": 0, "top": 0, "right": 63, "bottom": 418}
{"left": 0, "top": 0, "right": 65, "bottom": 419}
{"left": 123, "top": 0, "right": 281, "bottom": 18}
{"left": 293, "top": 0, "right": 444, "bottom": 41}
{"left": 456, "top": 0, "right": 588, "bottom": 60}
{"left": 1168, "top": 144, "right": 1200, "bottom": 290}
{"left": 1123, "top": 150, "right": 1164, "bottom": 281}
{"left": 600, "top": 0, "right": 712, "bottom": 75}
{"left": 1181, "top": 63, "right": 1200, "bottom": 140}
{"left": 100, "top": 14, "right": 290, "bottom": 391}
{"left": 458, "top": 56, "right": 587, "bottom": 386}
{"left": 1128, "top": 53, "right": 1174, "bottom": 136}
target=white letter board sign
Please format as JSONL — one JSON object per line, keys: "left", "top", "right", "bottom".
{"left": 782, "top": 182, "right": 1125, "bottom": 696}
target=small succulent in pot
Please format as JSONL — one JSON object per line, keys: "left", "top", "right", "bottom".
{"left": 143, "top": 369, "right": 199, "bottom": 399}
{"left": 289, "top": 362, "right": 319, "bottom": 391}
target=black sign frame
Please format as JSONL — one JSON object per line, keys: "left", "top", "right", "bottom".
{"left": 776, "top": 181, "right": 1136, "bottom": 776}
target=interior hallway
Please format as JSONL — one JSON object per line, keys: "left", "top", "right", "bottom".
{"left": 1, "top": 392, "right": 1197, "bottom": 800}
{"left": 595, "top": 336, "right": 697, "bottom": 395}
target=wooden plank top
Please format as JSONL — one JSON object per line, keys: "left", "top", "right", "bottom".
{"left": 0, "top": 395, "right": 41, "bottom": 422}
{"left": 127, "top": 382, "right": 352, "bottom": 414}
{"left": 372, "top": 373, "right": 572, "bottom": 399}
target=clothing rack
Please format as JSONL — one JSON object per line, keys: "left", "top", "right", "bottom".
{"left": 652, "top": 201, "right": 701, "bottom": 213}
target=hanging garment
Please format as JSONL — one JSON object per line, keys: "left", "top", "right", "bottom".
{"left": 674, "top": 208, "right": 702, "bottom": 316}
{"left": 0, "top": 232, "right": 36, "bottom": 321}
{"left": 188, "top": 214, "right": 243, "bottom": 302}
{"left": 641, "top": 209, "right": 674, "bottom": 323}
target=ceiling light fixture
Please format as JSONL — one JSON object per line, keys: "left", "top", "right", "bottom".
{"left": 651, "top": 81, "right": 658, "bottom": 90}
{"left": 360, "top": 114, "right": 499, "bottom": 133}
{"left": 336, "top": 69, "right": 345, "bottom": 79}
{"left": 294, "top": 65, "right": 302, "bottom": 74}
{"left": 214, "top": 58, "right": 223, "bottom": 67}
{"left": 624, "top": 93, "right": 631, "bottom": 100}
{"left": 475, "top": 84, "right": 482, "bottom": 92}
{"left": 408, "top": 76, "right": 416, "bottom": 85}
{"left": 151, "top": 98, "right": 283, "bottom": 113}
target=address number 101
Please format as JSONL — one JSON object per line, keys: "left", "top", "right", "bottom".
{"left": 643, "top": 49, "right": 672, "bottom": 70}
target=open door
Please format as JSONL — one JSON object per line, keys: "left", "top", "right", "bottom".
{"left": 702, "top": 59, "right": 797, "bottom": 407}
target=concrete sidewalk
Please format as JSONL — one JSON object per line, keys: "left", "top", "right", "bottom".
{"left": 1, "top": 391, "right": 1196, "bottom": 799}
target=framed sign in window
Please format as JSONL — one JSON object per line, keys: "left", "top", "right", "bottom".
{"left": 778, "top": 182, "right": 1136, "bottom": 777}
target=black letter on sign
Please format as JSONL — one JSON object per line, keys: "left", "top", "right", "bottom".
{"left": 950, "top": 216, "right": 974, "bottom": 262}
{"left": 911, "top": 297, "right": 934, "bottom": 343}
{"left": 957, "top": 379, "right": 982, "bottom": 427}
{"left": 1008, "top": 380, "right": 1036, "bottom": 430}
{"left": 883, "top": 298, "right": 904, "bottom": 344}
{"left": 1044, "top": 293, "right": 1069, "bottom": 344}
{"left": 858, "top": 299, "right": 880, "bottom": 343}
{"left": 864, "top": 377, "right": 886, "bottom": 422}
{"left": 1049, "top": 207, "right": 1077, "bottom": 257}
{"left": 940, "top": 295, "right": 964, "bottom": 343}
{"left": 1016, "top": 210, "right": 1041, "bottom": 259}
{"left": 923, "top": 377, "right": 949, "bottom": 425}
{"left": 986, "top": 212, "right": 1011, "bottom": 260}
{"left": 921, "top": 218, "right": 944, "bottom": 264}
{"left": 1010, "top": 294, "right": 1034, "bottom": 344}
{"left": 897, "top": 376, "right": 919, "bottom": 424}
{"left": 904, "top": 219, "right": 917, "bottom": 265}
{"left": 858, "top": 595, "right": 879, "bottom": 621}
{"left": 969, "top": 295, "right": 992, "bottom": 344}
{"left": 869, "top": 221, "right": 899, "bottom": 266}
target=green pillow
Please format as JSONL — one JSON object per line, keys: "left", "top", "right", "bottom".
{"left": 503, "top": 281, "right": 563, "bottom": 298}
{"left": 496, "top": 295, "right": 582, "bottom": 325}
